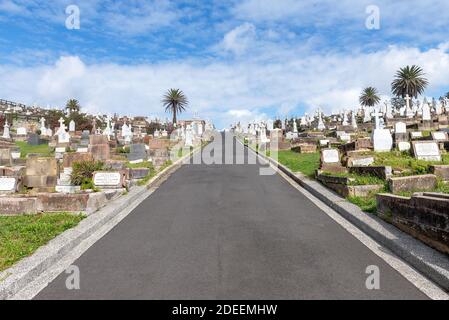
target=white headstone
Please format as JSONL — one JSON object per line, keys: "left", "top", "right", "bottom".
{"left": 413, "top": 142, "right": 441, "bottom": 161}
{"left": 351, "top": 157, "right": 374, "bottom": 167}
{"left": 372, "top": 129, "right": 393, "bottom": 152}
{"left": 410, "top": 131, "right": 423, "bottom": 139}
{"left": 395, "top": 122, "right": 406, "bottom": 134}
{"left": 17, "top": 127, "right": 27, "bottom": 135}
{"left": 69, "top": 120, "right": 76, "bottom": 132}
{"left": 432, "top": 131, "right": 448, "bottom": 141}
{"left": 422, "top": 101, "right": 431, "bottom": 121}
{"left": 93, "top": 172, "right": 122, "bottom": 187}
{"left": 398, "top": 141, "right": 411, "bottom": 152}
{"left": 322, "top": 149, "right": 339, "bottom": 164}
{"left": 0, "top": 177, "right": 17, "bottom": 192}
{"left": 2, "top": 120, "right": 10, "bottom": 139}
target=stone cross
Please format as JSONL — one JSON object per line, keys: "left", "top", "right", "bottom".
{"left": 405, "top": 94, "right": 412, "bottom": 110}
{"left": 372, "top": 108, "right": 383, "bottom": 130}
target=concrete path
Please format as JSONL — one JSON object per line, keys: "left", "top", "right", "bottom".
{"left": 36, "top": 137, "right": 428, "bottom": 299}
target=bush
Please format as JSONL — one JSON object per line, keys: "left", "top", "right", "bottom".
{"left": 71, "top": 160, "right": 104, "bottom": 185}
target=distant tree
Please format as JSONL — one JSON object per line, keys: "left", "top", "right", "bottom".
{"left": 273, "top": 119, "right": 282, "bottom": 129}
{"left": 391, "top": 65, "right": 428, "bottom": 98}
{"left": 391, "top": 97, "right": 405, "bottom": 109}
{"left": 147, "top": 122, "right": 163, "bottom": 135}
{"left": 66, "top": 99, "right": 81, "bottom": 113}
{"left": 359, "top": 87, "right": 381, "bottom": 107}
{"left": 46, "top": 109, "right": 65, "bottom": 129}
{"left": 162, "top": 89, "right": 188, "bottom": 125}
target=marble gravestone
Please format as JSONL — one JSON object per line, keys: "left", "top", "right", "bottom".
{"left": 412, "top": 141, "right": 441, "bottom": 161}
{"left": 373, "top": 129, "right": 393, "bottom": 152}
{"left": 320, "top": 148, "right": 345, "bottom": 173}
{"left": 398, "top": 141, "right": 411, "bottom": 152}
{"left": 0, "top": 176, "right": 17, "bottom": 193}
{"left": 395, "top": 122, "right": 406, "bottom": 134}
{"left": 410, "top": 131, "right": 423, "bottom": 140}
{"left": 322, "top": 149, "right": 339, "bottom": 164}
{"left": 431, "top": 131, "right": 448, "bottom": 141}
{"left": 16, "top": 127, "right": 27, "bottom": 136}
{"left": 93, "top": 172, "right": 123, "bottom": 189}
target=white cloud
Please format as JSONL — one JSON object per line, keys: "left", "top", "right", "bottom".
{"left": 220, "top": 22, "right": 256, "bottom": 55}
{"left": 2, "top": 43, "right": 449, "bottom": 128}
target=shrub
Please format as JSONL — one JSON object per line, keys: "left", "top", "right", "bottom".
{"left": 71, "top": 160, "right": 104, "bottom": 185}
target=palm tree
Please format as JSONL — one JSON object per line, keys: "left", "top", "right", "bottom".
{"left": 66, "top": 99, "right": 81, "bottom": 113}
{"left": 391, "top": 65, "right": 428, "bottom": 98}
{"left": 359, "top": 87, "right": 381, "bottom": 107}
{"left": 162, "top": 89, "right": 188, "bottom": 125}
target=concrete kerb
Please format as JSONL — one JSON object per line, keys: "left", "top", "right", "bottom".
{"left": 243, "top": 141, "right": 449, "bottom": 292}
{"left": 0, "top": 146, "right": 202, "bottom": 300}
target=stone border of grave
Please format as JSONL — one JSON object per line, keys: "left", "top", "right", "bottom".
{"left": 0, "top": 145, "right": 204, "bottom": 300}
{"left": 242, "top": 140, "right": 449, "bottom": 292}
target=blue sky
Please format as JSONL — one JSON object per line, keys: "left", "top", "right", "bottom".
{"left": 1, "top": 0, "right": 449, "bottom": 128}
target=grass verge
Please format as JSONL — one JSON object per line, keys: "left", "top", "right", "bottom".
{"left": 0, "top": 213, "right": 85, "bottom": 272}
{"left": 15, "top": 141, "right": 53, "bottom": 158}
{"left": 276, "top": 150, "right": 320, "bottom": 178}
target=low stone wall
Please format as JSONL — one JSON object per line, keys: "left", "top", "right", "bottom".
{"left": 430, "top": 165, "right": 449, "bottom": 181}
{"left": 349, "top": 166, "right": 392, "bottom": 180}
{"left": 388, "top": 174, "right": 437, "bottom": 193}
{"left": 316, "top": 173, "right": 383, "bottom": 197}
{"left": 0, "top": 189, "right": 124, "bottom": 215}
{"left": 377, "top": 193, "right": 449, "bottom": 254}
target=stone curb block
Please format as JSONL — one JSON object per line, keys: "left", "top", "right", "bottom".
{"left": 246, "top": 143, "right": 449, "bottom": 292}
{"left": 0, "top": 147, "right": 200, "bottom": 300}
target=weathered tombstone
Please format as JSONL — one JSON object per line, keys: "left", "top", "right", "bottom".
{"left": 93, "top": 171, "right": 123, "bottom": 189}
{"left": 0, "top": 148, "right": 12, "bottom": 166}
{"left": 63, "top": 152, "right": 93, "bottom": 168}
{"left": 127, "top": 143, "right": 147, "bottom": 163}
{"left": 349, "top": 157, "right": 375, "bottom": 167}
{"left": 27, "top": 133, "right": 41, "bottom": 146}
{"left": 320, "top": 148, "right": 346, "bottom": 173}
{"left": 412, "top": 141, "right": 441, "bottom": 161}
{"left": 88, "top": 135, "right": 110, "bottom": 161}
{"left": 0, "top": 176, "right": 18, "bottom": 194}
{"left": 80, "top": 130, "right": 90, "bottom": 146}
{"left": 23, "top": 156, "right": 58, "bottom": 191}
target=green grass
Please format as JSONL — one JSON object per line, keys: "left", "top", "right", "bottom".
{"left": 126, "top": 161, "right": 154, "bottom": 169}
{"left": 320, "top": 171, "right": 386, "bottom": 186}
{"left": 15, "top": 141, "right": 53, "bottom": 158}
{"left": 276, "top": 150, "right": 320, "bottom": 178}
{"left": 0, "top": 213, "right": 85, "bottom": 271}
{"left": 347, "top": 195, "right": 378, "bottom": 213}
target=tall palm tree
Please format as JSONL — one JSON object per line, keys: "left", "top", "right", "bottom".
{"left": 66, "top": 99, "right": 81, "bottom": 113}
{"left": 162, "top": 89, "right": 188, "bottom": 125}
{"left": 391, "top": 65, "right": 428, "bottom": 98}
{"left": 359, "top": 87, "right": 381, "bottom": 107}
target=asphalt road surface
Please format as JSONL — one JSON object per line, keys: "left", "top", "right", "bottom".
{"left": 36, "top": 136, "right": 427, "bottom": 299}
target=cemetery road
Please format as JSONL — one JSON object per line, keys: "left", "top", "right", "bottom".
{"left": 36, "top": 137, "right": 428, "bottom": 299}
